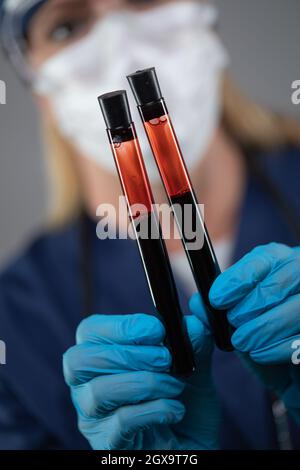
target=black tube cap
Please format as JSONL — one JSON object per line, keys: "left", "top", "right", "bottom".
{"left": 98, "top": 90, "right": 132, "bottom": 130}
{"left": 127, "top": 67, "right": 163, "bottom": 106}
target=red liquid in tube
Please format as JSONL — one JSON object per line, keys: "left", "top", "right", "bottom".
{"left": 144, "top": 115, "right": 190, "bottom": 198}
{"left": 98, "top": 91, "right": 195, "bottom": 376}
{"left": 128, "top": 69, "right": 233, "bottom": 351}
{"left": 111, "top": 130, "right": 153, "bottom": 219}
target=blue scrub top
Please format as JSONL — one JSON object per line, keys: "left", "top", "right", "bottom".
{"left": 0, "top": 147, "right": 300, "bottom": 450}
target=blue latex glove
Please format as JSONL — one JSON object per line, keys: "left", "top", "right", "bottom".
{"left": 63, "top": 312, "right": 220, "bottom": 450}
{"left": 191, "top": 243, "right": 300, "bottom": 425}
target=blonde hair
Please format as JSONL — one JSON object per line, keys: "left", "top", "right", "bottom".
{"left": 44, "top": 75, "right": 300, "bottom": 228}
{"left": 222, "top": 74, "right": 300, "bottom": 150}
{"left": 43, "top": 118, "right": 82, "bottom": 227}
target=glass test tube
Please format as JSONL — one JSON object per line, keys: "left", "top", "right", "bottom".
{"left": 128, "top": 68, "right": 233, "bottom": 352}
{"left": 98, "top": 90, "right": 196, "bottom": 376}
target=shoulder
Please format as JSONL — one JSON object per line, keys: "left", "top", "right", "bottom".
{"left": 257, "top": 146, "right": 300, "bottom": 207}
{"left": 260, "top": 145, "right": 300, "bottom": 176}
{"left": 0, "top": 221, "right": 90, "bottom": 449}
{"left": 0, "top": 220, "right": 82, "bottom": 339}
{"left": 0, "top": 221, "right": 79, "bottom": 293}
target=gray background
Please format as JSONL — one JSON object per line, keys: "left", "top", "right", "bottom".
{"left": 0, "top": 0, "right": 299, "bottom": 265}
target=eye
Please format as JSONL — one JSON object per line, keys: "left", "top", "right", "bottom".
{"left": 49, "top": 21, "right": 86, "bottom": 43}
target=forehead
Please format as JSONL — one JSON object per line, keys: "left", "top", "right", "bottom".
{"left": 4, "top": 0, "right": 158, "bottom": 12}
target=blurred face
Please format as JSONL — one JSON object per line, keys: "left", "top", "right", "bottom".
{"left": 26, "top": 0, "right": 181, "bottom": 217}
{"left": 22, "top": 0, "right": 226, "bottom": 227}
{"left": 27, "top": 0, "right": 175, "bottom": 67}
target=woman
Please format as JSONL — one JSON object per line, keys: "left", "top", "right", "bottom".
{"left": 0, "top": 0, "right": 300, "bottom": 450}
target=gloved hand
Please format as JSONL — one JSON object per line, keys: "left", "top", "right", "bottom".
{"left": 63, "top": 311, "right": 220, "bottom": 450}
{"left": 191, "top": 242, "right": 300, "bottom": 425}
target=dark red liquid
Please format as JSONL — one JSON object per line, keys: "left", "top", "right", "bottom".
{"left": 109, "top": 126, "right": 195, "bottom": 376}
{"left": 141, "top": 106, "right": 233, "bottom": 351}
{"left": 171, "top": 190, "right": 233, "bottom": 351}
{"left": 136, "top": 213, "right": 195, "bottom": 376}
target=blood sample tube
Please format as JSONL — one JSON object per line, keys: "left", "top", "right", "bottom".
{"left": 127, "top": 68, "right": 233, "bottom": 352}
{"left": 98, "top": 90, "right": 195, "bottom": 376}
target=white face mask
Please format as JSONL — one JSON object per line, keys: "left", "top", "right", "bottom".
{"left": 34, "top": 1, "right": 228, "bottom": 181}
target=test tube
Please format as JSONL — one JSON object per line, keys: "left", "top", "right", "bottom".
{"left": 98, "top": 90, "right": 195, "bottom": 376}
{"left": 127, "top": 68, "right": 233, "bottom": 352}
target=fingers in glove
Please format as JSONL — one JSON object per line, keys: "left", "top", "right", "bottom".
{"left": 209, "top": 243, "right": 293, "bottom": 309}
{"left": 72, "top": 371, "right": 185, "bottom": 418}
{"left": 63, "top": 343, "right": 171, "bottom": 386}
{"left": 185, "top": 314, "right": 212, "bottom": 357}
{"left": 248, "top": 335, "right": 300, "bottom": 365}
{"left": 232, "top": 294, "right": 300, "bottom": 358}
{"left": 82, "top": 399, "right": 185, "bottom": 450}
{"left": 228, "top": 252, "right": 300, "bottom": 327}
{"left": 76, "top": 314, "right": 165, "bottom": 346}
